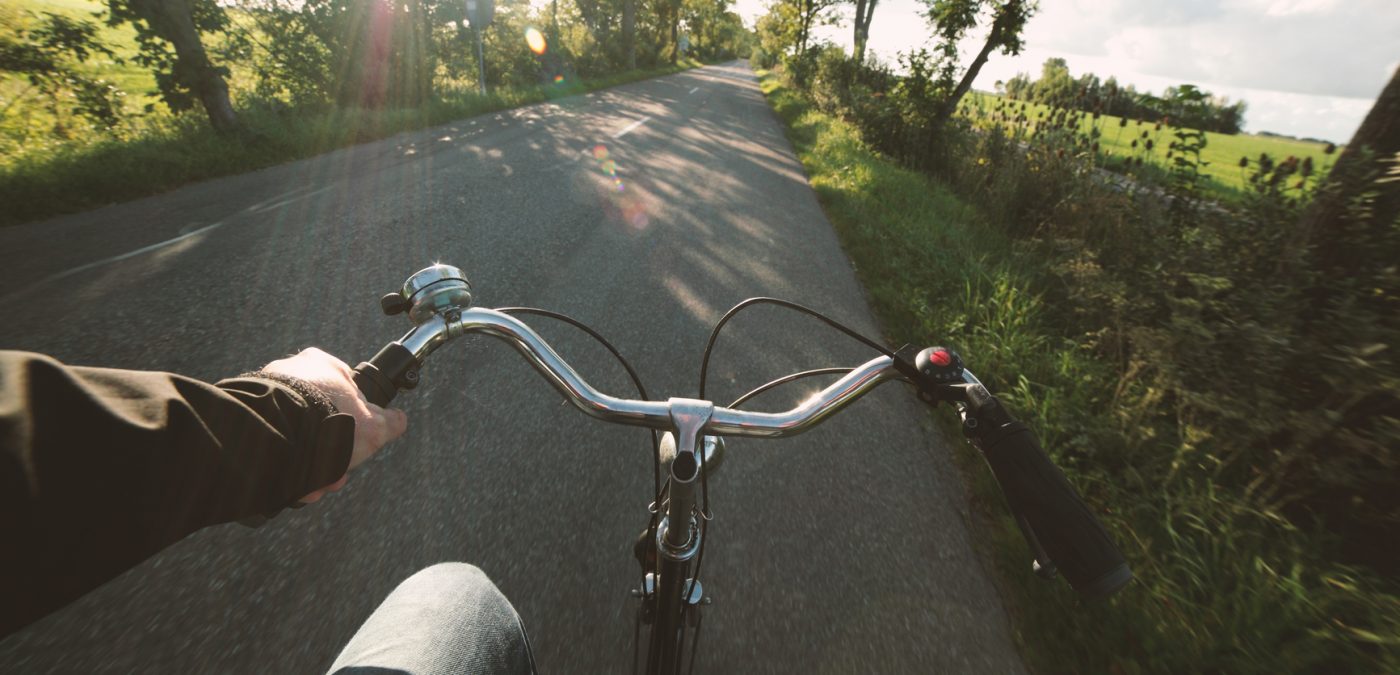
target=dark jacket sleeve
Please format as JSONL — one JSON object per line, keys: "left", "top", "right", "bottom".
{"left": 0, "top": 351, "right": 355, "bottom": 638}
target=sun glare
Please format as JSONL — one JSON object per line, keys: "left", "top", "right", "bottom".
{"left": 525, "top": 28, "right": 547, "bottom": 55}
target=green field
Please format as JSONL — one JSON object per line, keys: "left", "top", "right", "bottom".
{"left": 1, "top": 0, "right": 158, "bottom": 101}
{"left": 2, "top": 0, "right": 163, "bottom": 162}
{"left": 961, "top": 92, "right": 1337, "bottom": 201}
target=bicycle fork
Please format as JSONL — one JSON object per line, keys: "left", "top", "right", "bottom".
{"left": 633, "top": 423, "right": 723, "bottom": 674}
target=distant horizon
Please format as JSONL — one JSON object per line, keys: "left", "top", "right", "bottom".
{"left": 733, "top": 0, "right": 1397, "bottom": 144}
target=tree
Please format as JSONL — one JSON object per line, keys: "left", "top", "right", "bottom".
{"left": 1030, "top": 57, "right": 1071, "bottom": 103}
{"left": 622, "top": 0, "right": 636, "bottom": 68}
{"left": 1003, "top": 71, "right": 1031, "bottom": 99}
{"left": 923, "top": 0, "right": 1035, "bottom": 121}
{"left": 666, "top": 0, "right": 680, "bottom": 63}
{"left": 755, "top": 1, "right": 799, "bottom": 58}
{"left": 851, "top": 0, "right": 877, "bottom": 64}
{"left": 794, "top": 0, "right": 840, "bottom": 55}
{"left": 575, "top": 0, "right": 614, "bottom": 41}
{"left": 682, "top": 0, "right": 746, "bottom": 60}
{"left": 240, "top": 0, "right": 439, "bottom": 107}
{"left": 107, "top": 0, "right": 241, "bottom": 133}
{"left": 1218, "top": 100, "right": 1246, "bottom": 135}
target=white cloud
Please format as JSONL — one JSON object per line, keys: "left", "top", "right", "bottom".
{"left": 1021, "top": 0, "right": 1399, "bottom": 99}
{"left": 1258, "top": 0, "right": 1340, "bottom": 17}
{"left": 789, "top": 0, "right": 1394, "bottom": 142}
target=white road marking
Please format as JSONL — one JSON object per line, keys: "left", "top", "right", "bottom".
{"left": 0, "top": 221, "right": 225, "bottom": 304}
{"left": 689, "top": 86, "right": 699, "bottom": 94}
{"left": 0, "top": 184, "right": 335, "bottom": 304}
{"left": 611, "top": 116, "right": 651, "bottom": 138}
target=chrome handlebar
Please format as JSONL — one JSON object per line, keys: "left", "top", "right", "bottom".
{"left": 385, "top": 306, "right": 909, "bottom": 439}
{"left": 352, "top": 263, "right": 983, "bottom": 472}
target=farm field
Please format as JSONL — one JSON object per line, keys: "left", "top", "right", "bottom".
{"left": 962, "top": 91, "right": 1337, "bottom": 201}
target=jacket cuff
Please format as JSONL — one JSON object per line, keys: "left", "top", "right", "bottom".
{"left": 235, "top": 371, "right": 340, "bottom": 419}
{"left": 216, "top": 375, "right": 355, "bottom": 516}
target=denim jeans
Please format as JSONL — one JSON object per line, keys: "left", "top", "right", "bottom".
{"left": 328, "top": 563, "right": 537, "bottom": 675}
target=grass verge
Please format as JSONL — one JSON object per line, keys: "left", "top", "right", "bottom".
{"left": 757, "top": 69, "right": 1399, "bottom": 674}
{"left": 1, "top": 59, "right": 703, "bottom": 227}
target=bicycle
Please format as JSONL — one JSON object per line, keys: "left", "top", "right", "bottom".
{"left": 347, "top": 264, "right": 1133, "bottom": 675}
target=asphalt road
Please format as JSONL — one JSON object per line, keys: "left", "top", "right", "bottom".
{"left": 0, "top": 61, "right": 1026, "bottom": 674}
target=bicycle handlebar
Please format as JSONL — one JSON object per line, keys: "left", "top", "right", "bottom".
{"left": 353, "top": 306, "right": 909, "bottom": 438}
{"left": 349, "top": 265, "right": 1132, "bottom": 599}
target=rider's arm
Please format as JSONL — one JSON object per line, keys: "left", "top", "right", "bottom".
{"left": 0, "top": 349, "right": 404, "bottom": 637}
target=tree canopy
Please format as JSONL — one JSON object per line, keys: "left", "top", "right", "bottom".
{"left": 1004, "top": 58, "right": 1249, "bottom": 134}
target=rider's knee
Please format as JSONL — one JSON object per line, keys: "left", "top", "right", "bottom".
{"left": 398, "top": 563, "right": 520, "bottom": 622}
{"left": 405, "top": 562, "right": 490, "bottom": 589}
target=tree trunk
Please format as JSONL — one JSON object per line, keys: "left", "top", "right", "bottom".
{"left": 669, "top": 0, "right": 680, "bottom": 64}
{"left": 1297, "top": 65, "right": 1400, "bottom": 274}
{"left": 622, "top": 0, "right": 635, "bottom": 70}
{"left": 935, "top": 21, "right": 997, "bottom": 121}
{"left": 140, "top": 0, "right": 240, "bottom": 133}
{"left": 797, "top": 0, "right": 811, "bottom": 54}
{"left": 932, "top": 0, "right": 1026, "bottom": 122}
{"left": 409, "top": 0, "right": 434, "bottom": 106}
{"left": 853, "top": 0, "right": 876, "bottom": 64}
{"left": 852, "top": 0, "right": 866, "bottom": 62}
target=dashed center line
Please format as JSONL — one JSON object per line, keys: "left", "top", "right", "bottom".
{"left": 611, "top": 116, "right": 651, "bottom": 138}
{"left": 688, "top": 86, "right": 699, "bottom": 94}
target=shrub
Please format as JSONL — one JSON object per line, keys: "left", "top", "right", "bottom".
{"left": 766, "top": 60, "right": 1400, "bottom": 673}
{"left": 750, "top": 46, "right": 776, "bottom": 69}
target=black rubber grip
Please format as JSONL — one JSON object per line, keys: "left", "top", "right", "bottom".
{"left": 979, "top": 422, "right": 1133, "bottom": 598}
{"left": 352, "top": 343, "right": 417, "bottom": 407}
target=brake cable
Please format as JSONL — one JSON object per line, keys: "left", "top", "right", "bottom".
{"left": 497, "top": 307, "right": 661, "bottom": 601}
{"left": 682, "top": 299, "right": 894, "bottom": 666}
{"left": 728, "top": 367, "right": 856, "bottom": 408}
{"left": 697, "top": 297, "right": 897, "bottom": 400}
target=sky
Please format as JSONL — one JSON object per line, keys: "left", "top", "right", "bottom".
{"left": 733, "top": 0, "right": 1400, "bottom": 142}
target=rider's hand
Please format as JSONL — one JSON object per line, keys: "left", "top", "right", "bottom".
{"left": 259, "top": 348, "right": 409, "bottom": 503}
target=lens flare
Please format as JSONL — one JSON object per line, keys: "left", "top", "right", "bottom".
{"left": 589, "top": 143, "right": 646, "bottom": 227}
{"left": 525, "top": 28, "right": 547, "bottom": 55}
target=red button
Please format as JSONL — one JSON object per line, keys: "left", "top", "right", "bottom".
{"left": 930, "top": 349, "right": 952, "bottom": 367}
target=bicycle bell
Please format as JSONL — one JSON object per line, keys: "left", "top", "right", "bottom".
{"left": 379, "top": 264, "right": 473, "bottom": 324}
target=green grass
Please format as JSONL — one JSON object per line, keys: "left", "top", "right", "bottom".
{"left": 3, "top": 0, "right": 166, "bottom": 166}
{"left": 0, "top": 58, "right": 704, "bottom": 226}
{"left": 961, "top": 92, "right": 1337, "bottom": 202}
{"left": 1, "top": 0, "right": 159, "bottom": 102}
{"left": 759, "top": 69, "right": 1400, "bottom": 674}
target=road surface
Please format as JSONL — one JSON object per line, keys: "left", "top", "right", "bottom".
{"left": 0, "top": 61, "right": 1026, "bottom": 674}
